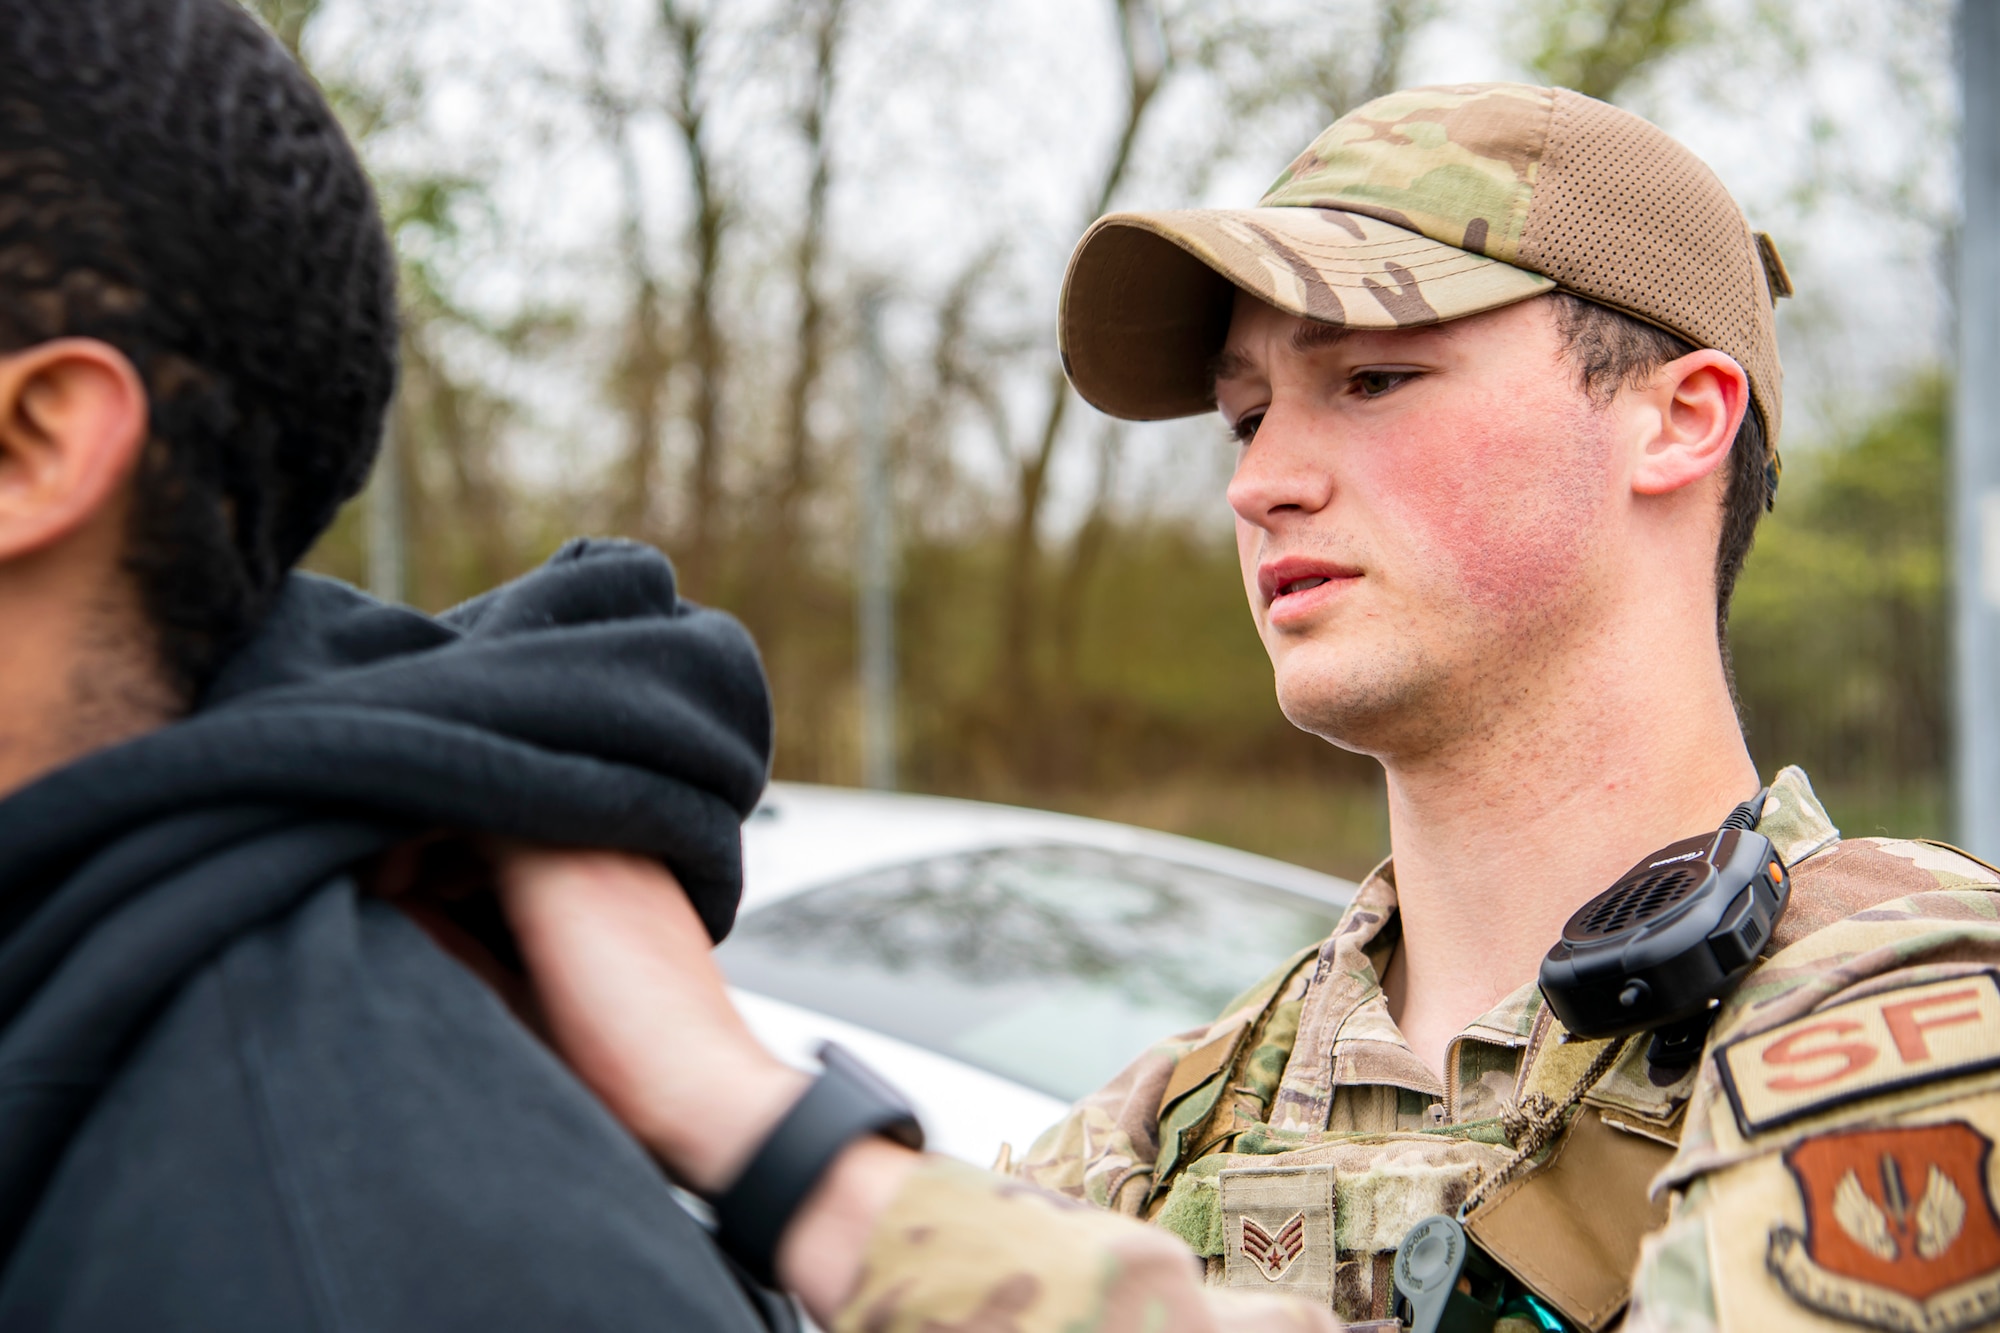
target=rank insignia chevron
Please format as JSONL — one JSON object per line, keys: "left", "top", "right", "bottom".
{"left": 1240, "top": 1211, "right": 1308, "bottom": 1281}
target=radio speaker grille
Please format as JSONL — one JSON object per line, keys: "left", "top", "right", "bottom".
{"left": 1571, "top": 864, "right": 1703, "bottom": 939}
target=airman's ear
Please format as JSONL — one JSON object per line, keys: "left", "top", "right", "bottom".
{"left": 0, "top": 338, "right": 150, "bottom": 562}
{"left": 1628, "top": 348, "right": 1749, "bottom": 498}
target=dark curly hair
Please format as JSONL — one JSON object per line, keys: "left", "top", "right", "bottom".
{"left": 0, "top": 0, "right": 398, "bottom": 702}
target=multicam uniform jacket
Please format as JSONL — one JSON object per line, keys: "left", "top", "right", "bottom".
{"left": 829, "top": 767, "right": 2000, "bottom": 1333}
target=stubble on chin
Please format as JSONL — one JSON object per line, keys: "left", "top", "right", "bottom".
{"left": 1268, "top": 557, "right": 1604, "bottom": 769}
{"left": 1269, "top": 632, "right": 1458, "bottom": 758}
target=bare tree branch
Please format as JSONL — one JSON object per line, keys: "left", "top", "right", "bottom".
{"left": 1364, "top": 0, "right": 1437, "bottom": 106}
{"left": 1520, "top": 0, "right": 1704, "bottom": 101}
{"left": 247, "top": 0, "right": 319, "bottom": 59}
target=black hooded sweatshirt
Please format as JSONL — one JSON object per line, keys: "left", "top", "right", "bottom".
{"left": 0, "top": 540, "right": 787, "bottom": 1331}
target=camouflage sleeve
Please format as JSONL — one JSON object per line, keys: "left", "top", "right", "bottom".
{"left": 831, "top": 1156, "right": 1338, "bottom": 1333}
{"left": 1010, "top": 946, "right": 1321, "bottom": 1215}
{"left": 1009, "top": 1021, "right": 1209, "bottom": 1213}
{"left": 1624, "top": 842, "right": 2000, "bottom": 1333}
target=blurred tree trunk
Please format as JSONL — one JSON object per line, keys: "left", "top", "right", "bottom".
{"left": 576, "top": 3, "right": 674, "bottom": 546}
{"left": 1051, "top": 423, "right": 1125, "bottom": 697}
{"left": 777, "top": 0, "right": 844, "bottom": 542}
{"left": 753, "top": 0, "right": 847, "bottom": 711}
{"left": 997, "top": 0, "right": 1167, "bottom": 764}
{"left": 399, "top": 328, "right": 514, "bottom": 601}
{"left": 619, "top": 262, "right": 672, "bottom": 543}
{"left": 662, "top": 0, "right": 729, "bottom": 600}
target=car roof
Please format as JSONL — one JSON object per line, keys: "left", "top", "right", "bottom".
{"left": 740, "top": 782, "right": 1358, "bottom": 911}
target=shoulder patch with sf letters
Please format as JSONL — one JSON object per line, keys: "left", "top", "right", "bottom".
{"left": 1717, "top": 973, "right": 2000, "bottom": 1136}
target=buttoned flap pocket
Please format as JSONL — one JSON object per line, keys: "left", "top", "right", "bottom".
{"left": 1218, "top": 1162, "right": 1337, "bottom": 1304}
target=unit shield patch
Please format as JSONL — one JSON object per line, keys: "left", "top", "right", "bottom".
{"left": 1767, "top": 1121, "right": 2000, "bottom": 1332}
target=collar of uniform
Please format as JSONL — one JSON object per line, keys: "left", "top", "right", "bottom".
{"left": 1267, "top": 861, "right": 1541, "bottom": 1132}
{"left": 1757, "top": 764, "right": 1841, "bottom": 866}
{"left": 1265, "top": 768, "right": 1837, "bottom": 1135}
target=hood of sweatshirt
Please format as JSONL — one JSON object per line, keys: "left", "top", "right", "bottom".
{"left": 0, "top": 538, "right": 772, "bottom": 1254}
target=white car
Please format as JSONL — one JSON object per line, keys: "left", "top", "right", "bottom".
{"left": 721, "top": 783, "right": 1356, "bottom": 1167}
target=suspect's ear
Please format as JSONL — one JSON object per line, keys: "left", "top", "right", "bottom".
{"left": 1627, "top": 348, "right": 1749, "bottom": 498}
{"left": 0, "top": 339, "right": 150, "bottom": 562}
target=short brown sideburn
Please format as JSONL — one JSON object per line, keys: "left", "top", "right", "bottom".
{"left": 1549, "top": 292, "right": 1773, "bottom": 641}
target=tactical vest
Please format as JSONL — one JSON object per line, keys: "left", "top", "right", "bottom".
{"left": 1135, "top": 839, "right": 1990, "bottom": 1331}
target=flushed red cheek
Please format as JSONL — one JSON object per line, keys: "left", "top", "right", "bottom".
{"left": 1364, "top": 404, "right": 1602, "bottom": 610}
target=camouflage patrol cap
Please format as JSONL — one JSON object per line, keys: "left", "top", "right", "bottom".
{"left": 1060, "top": 82, "right": 1791, "bottom": 449}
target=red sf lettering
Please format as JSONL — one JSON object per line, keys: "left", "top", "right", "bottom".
{"left": 1879, "top": 987, "right": 1983, "bottom": 1062}
{"left": 1762, "top": 1019, "right": 1878, "bottom": 1091}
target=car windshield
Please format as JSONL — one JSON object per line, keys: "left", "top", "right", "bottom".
{"left": 716, "top": 843, "right": 1345, "bottom": 1102}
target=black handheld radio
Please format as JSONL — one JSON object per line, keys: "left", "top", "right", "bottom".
{"left": 1538, "top": 789, "right": 1789, "bottom": 1065}
{"left": 1392, "top": 794, "right": 1791, "bottom": 1333}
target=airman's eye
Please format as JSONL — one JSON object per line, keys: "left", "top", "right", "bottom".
{"left": 1229, "top": 410, "right": 1265, "bottom": 445}
{"left": 1352, "top": 369, "right": 1416, "bottom": 398}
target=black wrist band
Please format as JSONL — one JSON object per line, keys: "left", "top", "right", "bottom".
{"left": 710, "top": 1042, "right": 924, "bottom": 1287}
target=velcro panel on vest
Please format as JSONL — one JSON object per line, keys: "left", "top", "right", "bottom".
{"left": 1153, "top": 946, "right": 1322, "bottom": 1193}
{"left": 1161, "top": 1027, "right": 1243, "bottom": 1112}
{"left": 1153, "top": 1024, "right": 1251, "bottom": 1190}
{"left": 1463, "top": 1106, "right": 1674, "bottom": 1331}
{"left": 1167, "top": 1135, "right": 1511, "bottom": 1258}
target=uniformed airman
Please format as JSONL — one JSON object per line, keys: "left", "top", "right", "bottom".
{"left": 494, "top": 83, "right": 2000, "bottom": 1333}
